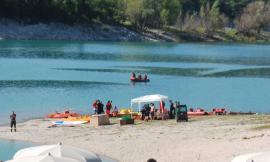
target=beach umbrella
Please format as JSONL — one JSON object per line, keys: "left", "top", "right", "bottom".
{"left": 12, "top": 143, "right": 102, "bottom": 162}
{"left": 231, "top": 151, "right": 270, "bottom": 162}
{"left": 6, "top": 153, "right": 81, "bottom": 162}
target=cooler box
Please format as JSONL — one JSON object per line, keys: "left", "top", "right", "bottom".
{"left": 90, "top": 114, "right": 110, "bottom": 126}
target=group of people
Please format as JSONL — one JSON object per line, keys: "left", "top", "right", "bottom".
{"left": 130, "top": 72, "right": 148, "bottom": 81}
{"left": 92, "top": 100, "right": 118, "bottom": 116}
{"left": 140, "top": 101, "right": 166, "bottom": 121}
{"left": 140, "top": 100, "right": 183, "bottom": 121}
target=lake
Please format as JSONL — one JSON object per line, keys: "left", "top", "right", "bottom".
{"left": 0, "top": 140, "right": 33, "bottom": 161}
{"left": 0, "top": 40, "right": 270, "bottom": 125}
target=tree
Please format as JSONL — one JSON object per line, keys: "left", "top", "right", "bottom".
{"left": 209, "top": 0, "right": 228, "bottom": 30}
{"left": 160, "top": 0, "right": 181, "bottom": 26}
{"left": 235, "top": 1, "right": 270, "bottom": 34}
{"left": 199, "top": 2, "right": 211, "bottom": 32}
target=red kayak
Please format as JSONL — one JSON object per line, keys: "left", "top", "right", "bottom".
{"left": 46, "top": 110, "right": 80, "bottom": 119}
{"left": 212, "top": 108, "right": 226, "bottom": 115}
{"left": 188, "top": 108, "right": 208, "bottom": 116}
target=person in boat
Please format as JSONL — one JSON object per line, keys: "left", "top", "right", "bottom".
{"left": 169, "top": 100, "right": 175, "bottom": 119}
{"left": 144, "top": 74, "right": 148, "bottom": 81}
{"left": 130, "top": 72, "right": 136, "bottom": 80}
{"left": 150, "top": 103, "right": 155, "bottom": 121}
{"left": 138, "top": 73, "right": 142, "bottom": 80}
{"left": 10, "top": 111, "right": 16, "bottom": 132}
{"left": 106, "top": 100, "right": 112, "bottom": 116}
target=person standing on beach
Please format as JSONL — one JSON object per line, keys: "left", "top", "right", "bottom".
{"left": 92, "top": 100, "right": 98, "bottom": 114}
{"left": 10, "top": 111, "right": 16, "bottom": 132}
{"left": 169, "top": 100, "right": 175, "bottom": 119}
{"left": 160, "top": 101, "right": 165, "bottom": 120}
{"left": 106, "top": 100, "right": 112, "bottom": 116}
{"left": 150, "top": 103, "right": 155, "bottom": 121}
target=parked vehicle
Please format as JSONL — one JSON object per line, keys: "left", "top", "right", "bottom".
{"left": 176, "top": 104, "right": 188, "bottom": 122}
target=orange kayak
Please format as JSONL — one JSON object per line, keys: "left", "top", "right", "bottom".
{"left": 46, "top": 110, "right": 80, "bottom": 119}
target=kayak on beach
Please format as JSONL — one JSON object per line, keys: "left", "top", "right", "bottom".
{"left": 51, "top": 121, "right": 88, "bottom": 126}
{"left": 46, "top": 110, "right": 80, "bottom": 119}
{"left": 62, "top": 115, "right": 90, "bottom": 122}
{"left": 188, "top": 108, "right": 208, "bottom": 116}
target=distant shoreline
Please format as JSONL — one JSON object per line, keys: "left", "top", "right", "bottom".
{"left": 0, "top": 19, "right": 269, "bottom": 43}
{"left": 0, "top": 19, "right": 173, "bottom": 42}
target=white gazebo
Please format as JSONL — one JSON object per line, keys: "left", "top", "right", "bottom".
{"left": 130, "top": 94, "right": 169, "bottom": 111}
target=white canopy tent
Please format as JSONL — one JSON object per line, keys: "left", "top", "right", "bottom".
{"left": 130, "top": 94, "right": 169, "bottom": 111}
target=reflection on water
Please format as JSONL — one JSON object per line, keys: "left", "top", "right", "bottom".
{"left": 53, "top": 67, "right": 211, "bottom": 77}
{"left": 1, "top": 40, "right": 270, "bottom": 65}
{"left": 0, "top": 80, "right": 127, "bottom": 89}
{"left": 0, "top": 40, "right": 270, "bottom": 124}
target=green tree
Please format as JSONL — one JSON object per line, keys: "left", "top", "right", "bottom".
{"left": 161, "top": 0, "right": 181, "bottom": 26}
{"left": 209, "top": 0, "right": 228, "bottom": 30}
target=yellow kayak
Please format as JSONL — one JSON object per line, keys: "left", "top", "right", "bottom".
{"left": 62, "top": 115, "right": 90, "bottom": 122}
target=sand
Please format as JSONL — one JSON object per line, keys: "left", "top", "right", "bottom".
{"left": 1, "top": 115, "right": 270, "bottom": 162}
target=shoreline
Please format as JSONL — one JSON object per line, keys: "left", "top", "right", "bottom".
{"left": 0, "top": 19, "right": 269, "bottom": 43}
{"left": 0, "top": 19, "right": 173, "bottom": 42}
{"left": 1, "top": 115, "right": 270, "bottom": 162}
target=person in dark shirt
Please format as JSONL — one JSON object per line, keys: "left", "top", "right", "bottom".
{"left": 141, "top": 105, "right": 146, "bottom": 120}
{"left": 145, "top": 104, "right": 150, "bottom": 121}
{"left": 10, "top": 111, "right": 16, "bottom": 132}
{"left": 97, "top": 101, "right": 104, "bottom": 114}
{"left": 169, "top": 100, "right": 175, "bottom": 119}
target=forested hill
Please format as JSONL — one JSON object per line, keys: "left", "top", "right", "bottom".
{"left": 0, "top": 0, "right": 270, "bottom": 42}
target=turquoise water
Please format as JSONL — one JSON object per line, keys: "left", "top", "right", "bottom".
{"left": 0, "top": 41, "right": 270, "bottom": 124}
{"left": 0, "top": 140, "right": 33, "bottom": 161}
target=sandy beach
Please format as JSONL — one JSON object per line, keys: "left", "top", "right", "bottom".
{"left": 1, "top": 115, "right": 270, "bottom": 162}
